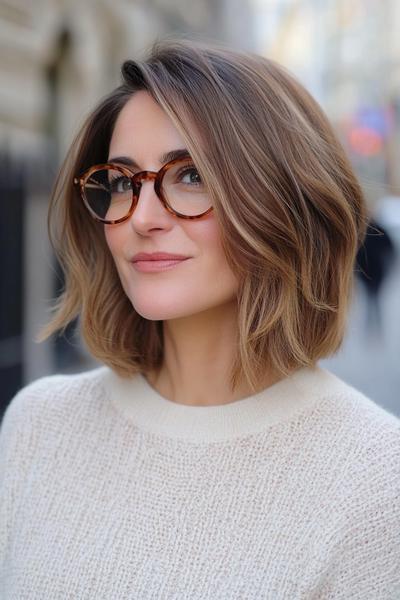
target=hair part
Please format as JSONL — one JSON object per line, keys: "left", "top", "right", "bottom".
{"left": 37, "top": 37, "right": 369, "bottom": 393}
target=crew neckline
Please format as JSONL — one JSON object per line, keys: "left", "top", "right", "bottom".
{"left": 105, "top": 364, "right": 342, "bottom": 442}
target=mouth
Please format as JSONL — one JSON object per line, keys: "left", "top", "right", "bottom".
{"left": 131, "top": 258, "right": 191, "bottom": 273}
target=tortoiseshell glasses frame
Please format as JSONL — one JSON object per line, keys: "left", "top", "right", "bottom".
{"left": 73, "top": 156, "right": 214, "bottom": 224}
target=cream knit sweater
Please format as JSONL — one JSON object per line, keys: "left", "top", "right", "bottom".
{"left": 1, "top": 364, "right": 399, "bottom": 599}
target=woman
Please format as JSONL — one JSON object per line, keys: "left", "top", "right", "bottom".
{"left": 1, "top": 38, "right": 399, "bottom": 599}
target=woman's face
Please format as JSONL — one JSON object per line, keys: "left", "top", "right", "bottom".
{"left": 104, "top": 90, "right": 239, "bottom": 321}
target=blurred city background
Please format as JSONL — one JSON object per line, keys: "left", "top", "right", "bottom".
{"left": 1, "top": 0, "right": 399, "bottom": 419}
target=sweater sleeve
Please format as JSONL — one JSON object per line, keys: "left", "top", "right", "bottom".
{"left": 314, "top": 420, "right": 400, "bottom": 599}
{"left": 0, "top": 377, "right": 55, "bottom": 577}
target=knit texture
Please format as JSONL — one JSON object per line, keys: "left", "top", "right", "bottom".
{"left": 1, "top": 364, "right": 399, "bottom": 599}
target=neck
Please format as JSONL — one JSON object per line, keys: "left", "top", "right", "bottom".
{"left": 146, "top": 301, "right": 282, "bottom": 407}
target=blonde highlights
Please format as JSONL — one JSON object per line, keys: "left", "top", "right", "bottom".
{"left": 37, "top": 38, "right": 368, "bottom": 393}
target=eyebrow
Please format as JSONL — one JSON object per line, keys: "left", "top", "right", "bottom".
{"left": 107, "top": 148, "right": 191, "bottom": 168}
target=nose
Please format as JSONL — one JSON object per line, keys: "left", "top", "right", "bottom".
{"left": 128, "top": 173, "right": 171, "bottom": 232}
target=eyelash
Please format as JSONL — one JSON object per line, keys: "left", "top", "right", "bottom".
{"left": 109, "top": 164, "right": 202, "bottom": 184}
{"left": 175, "top": 165, "right": 202, "bottom": 183}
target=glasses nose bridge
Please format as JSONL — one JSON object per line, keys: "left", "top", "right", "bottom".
{"left": 133, "top": 170, "right": 160, "bottom": 199}
{"left": 135, "top": 170, "right": 158, "bottom": 183}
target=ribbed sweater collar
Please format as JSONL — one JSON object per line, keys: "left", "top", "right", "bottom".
{"left": 104, "top": 364, "right": 343, "bottom": 442}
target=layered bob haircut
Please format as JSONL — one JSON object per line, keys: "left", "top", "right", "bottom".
{"left": 37, "top": 37, "right": 368, "bottom": 393}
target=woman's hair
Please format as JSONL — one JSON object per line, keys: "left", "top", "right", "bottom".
{"left": 37, "top": 36, "right": 368, "bottom": 392}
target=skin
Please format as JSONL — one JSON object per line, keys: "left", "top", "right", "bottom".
{"left": 104, "top": 90, "right": 281, "bottom": 406}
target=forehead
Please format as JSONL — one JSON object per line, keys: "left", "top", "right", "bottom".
{"left": 108, "top": 91, "right": 186, "bottom": 166}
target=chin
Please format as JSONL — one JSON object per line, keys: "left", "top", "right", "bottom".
{"left": 129, "top": 303, "right": 185, "bottom": 321}
{"left": 129, "top": 299, "right": 210, "bottom": 321}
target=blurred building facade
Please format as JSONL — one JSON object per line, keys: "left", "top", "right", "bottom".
{"left": 252, "top": 0, "right": 400, "bottom": 202}
{"left": 0, "top": 0, "right": 255, "bottom": 409}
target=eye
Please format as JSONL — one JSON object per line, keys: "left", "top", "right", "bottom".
{"left": 109, "top": 175, "right": 133, "bottom": 194}
{"left": 178, "top": 166, "right": 202, "bottom": 186}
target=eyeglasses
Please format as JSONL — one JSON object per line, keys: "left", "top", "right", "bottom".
{"left": 73, "top": 156, "right": 214, "bottom": 223}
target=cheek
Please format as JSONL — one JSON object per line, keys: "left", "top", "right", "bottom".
{"left": 103, "top": 226, "right": 127, "bottom": 282}
{"left": 104, "top": 226, "right": 125, "bottom": 268}
{"left": 197, "top": 221, "right": 239, "bottom": 293}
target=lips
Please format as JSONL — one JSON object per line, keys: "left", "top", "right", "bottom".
{"left": 131, "top": 257, "right": 190, "bottom": 273}
{"left": 131, "top": 252, "right": 190, "bottom": 262}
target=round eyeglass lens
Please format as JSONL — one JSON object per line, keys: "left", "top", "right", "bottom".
{"left": 162, "top": 159, "right": 211, "bottom": 217}
{"left": 83, "top": 167, "right": 135, "bottom": 221}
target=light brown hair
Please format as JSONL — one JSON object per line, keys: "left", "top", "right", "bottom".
{"left": 37, "top": 37, "right": 368, "bottom": 393}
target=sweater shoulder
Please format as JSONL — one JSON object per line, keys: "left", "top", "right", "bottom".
{"left": 319, "top": 369, "right": 400, "bottom": 436}
{"left": 0, "top": 366, "right": 111, "bottom": 443}
{"left": 314, "top": 369, "right": 400, "bottom": 485}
